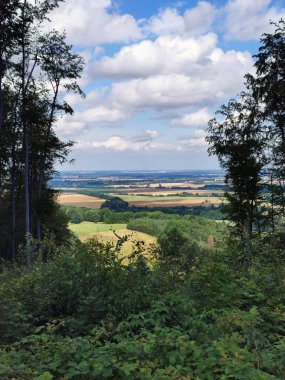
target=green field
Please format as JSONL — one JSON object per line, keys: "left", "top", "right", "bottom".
{"left": 69, "top": 222, "right": 156, "bottom": 263}
{"left": 69, "top": 222, "right": 127, "bottom": 235}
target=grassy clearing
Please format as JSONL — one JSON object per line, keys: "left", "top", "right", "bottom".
{"left": 69, "top": 222, "right": 156, "bottom": 263}
{"left": 69, "top": 222, "right": 127, "bottom": 235}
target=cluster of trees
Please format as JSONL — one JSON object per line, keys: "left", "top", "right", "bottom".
{"left": 0, "top": 0, "right": 84, "bottom": 262}
{"left": 207, "top": 20, "right": 285, "bottom": 248}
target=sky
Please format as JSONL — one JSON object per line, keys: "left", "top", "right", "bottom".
{"left": 49, "top": 0, "right": 285, "bottom": 171}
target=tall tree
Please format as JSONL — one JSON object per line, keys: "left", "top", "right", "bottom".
{"left": 246, "top": 20, "right": 285, "bottom": 227}
{"left": 0, "top": 0, "right": 84, "bottom": 262}
{"left": 207, "top": 93, "right": 266, "bottom": 248}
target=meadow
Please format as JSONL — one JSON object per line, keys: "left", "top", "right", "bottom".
{"left": 69, "top": 221, "right": 156, "bottom": 263}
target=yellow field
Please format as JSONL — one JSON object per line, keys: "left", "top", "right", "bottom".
{"left": 118, "top": 189, "right": 223, "bottom": 196}
{"left": 110, "top": 194, "right": 223, "bottom": 207}
{"left": 58, "top": 193, "right": 105, "bottom": 209}
{"left": 69, "top": 222, "right": 157, "bottom": 263}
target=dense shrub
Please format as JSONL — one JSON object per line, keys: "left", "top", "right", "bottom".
{"left": 127, "top": 218, "right": 168, "bottom": 236}
{"left": 0, "top": 229, "right": 284, "bottom": 378}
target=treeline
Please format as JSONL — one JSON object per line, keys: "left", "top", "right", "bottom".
{"left": 207, "top": 20, "right": 285, "bottom": 248}
{"left": 127, "top": 217, "right": 222, "bottom": 245}
{"left": 63, "top": 203, "right": 224, "bottom": 224}
{"left": 0, "top": 0, "right": 84, "bottom": 262}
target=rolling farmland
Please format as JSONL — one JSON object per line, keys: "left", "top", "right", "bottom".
{"left": 110, "top": 194, "right": 223, "bottom": 207}
{"left": 69, "top": 222, "right": 156, "bottom": 263}
{"left": 58, "top": 193, "right": 105, "bottom": 209}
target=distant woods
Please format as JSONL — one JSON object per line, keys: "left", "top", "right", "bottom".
{"left": 0, "top": 0, "right": 84, "bottom": 261}
{"left": 207, "top": 20, "right": 285, "bottom": 248}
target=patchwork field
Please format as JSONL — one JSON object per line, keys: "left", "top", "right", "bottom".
{"left": 69, "top": 222, "right": 156, "bottom": 263}
{"left": 116, "top": 189, "right": 224, "bottom": 196}
{"left": 110, "top": 194, "right": 223, "bottom": 207}
{"left": 58, "top": 193, "right": 105, "bottom": 209}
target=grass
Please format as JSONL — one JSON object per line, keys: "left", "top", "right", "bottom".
{"left": 70, "top": 222, "right": 127, "bottom": 235}
{"left": 69, "top": 222, "right": 157, "bottom": 263}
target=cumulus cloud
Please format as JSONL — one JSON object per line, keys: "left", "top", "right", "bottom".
{"left": 55, "top": 105, "right": 129, "bottom": 138}
{"left": 73, "top": 128, "right": 208, "bottom": 153}
{"left": 75, "top": 135, "right": 171, "bottom": 152}
{"left": 171, "top": 108, "right": 212, "bottom": 127}
{"left": 79, "top": 106, "right": 128, "bottom": 123}
{"left": 90, "top": 33, "right": 253, "bottom": 111}
{"left": 224, "top": 0, "right": 285, "bottom": 41}
{"left": 184, "top": 1, "right": 217, "bottom": 35}
{"left": 144, "top": 8, "right": 185, "bottom": 36}
{"left": 55, "top": 118, "right": 87, "bottom": 138}
{"left": 177, "top": 129, "right": 208, "bottom": 151}
{"left": 109, "top": 54, "right": 252, "bottom": 111}
{"left": 91, "top": 34, "right": 219, "bottom": 79}
{"left": 132, "top": 130, "right": 160, "bottom": 142}
{"left": 144, "top": 1, "right": 217, "bottom": 37}
{"left": 49, "top": 0, "right": 142, "bottom": 45}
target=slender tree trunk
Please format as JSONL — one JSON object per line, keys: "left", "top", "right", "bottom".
{"left": 36, "top": 84, "right": 59, "bottom": 241}
{"left": 245, "top": 176, "right": 253, "bottom": 253}
{"left": 11, "top": 155, "right": 16, "bottom": 260}
{"left": 270, "top": 174, "right": 275, "bottom": 232}
{"left": 23, "top": 121, "right": 32, "bottom": 266}
{"left": 21, "top": 2, "right": 32, "bottom": 267}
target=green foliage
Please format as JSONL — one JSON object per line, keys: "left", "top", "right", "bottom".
{"left": 102, "top": 197, "right": 129, "bottom": 212}
{"left": 127, "top": 214, "right": 224, "bottom": 246}
{"left": 127, "top": 217, "right": 168, "bottom": 236}
{"left": 157, "top": 220, "right": 201, "bottom": 270}
{"left": 0, "top": 230, "right": 284, "bottom": 378}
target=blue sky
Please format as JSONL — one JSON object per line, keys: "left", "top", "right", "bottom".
{"left": 49, "top": 0, "right": 285, "bottom": 170}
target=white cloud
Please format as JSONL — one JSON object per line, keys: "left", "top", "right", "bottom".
{"left": 146, "top": 130, "right": 159, "bottom": 138}
{"left": 171, "top": 108, "right": 212, "bottom": 127}
{"left": 55, "top": 104, "right": 129, "bottom": 138}
{"left": 110, "top": 53, "right": 252, "bottom": 111}
{"left": 90, "top": 33, "right": 253, "bottom": 111}
{"left": 75, "top": 135, "right": 172, "bottom": 152}
{"left": 92, "top": 136, "right": 130, "bottom": 151}
{"left": 55, "top": 118, "right": 87, "bottom": 138}
{"left": 73, "top": 127, "right": 208, "bottom": 153}
{"left": 145, "top": 8, "right": 185, "bottom": 36}
{"left": 91, "top": 34, "right": 219, "bottom": 79}
{"left": 177, "top": 129, "right": 208, "bottom": 151}
{"left": 224, "top": 0, "right": 285, "bottom": 41}
{"left": 184, "top": 1, "right": 217, "bottom": 35}
{"left": 79, "top": 106, "right": 127, "bottom": 123}
{"left": 144, "top": 1, "right": 217, "bottom": 37}
{"left": 49, "top": 0, "right": 142, "bottom": 45}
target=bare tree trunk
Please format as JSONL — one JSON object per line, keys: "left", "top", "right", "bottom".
{"left": 245, "top": 177, "right": 253, "bottom": 253}
{"left": 11, "top": 144, "right": 16, "bottom": 261}
{"left": 270, "top": 174, "right": 275, "bottom": 233}
{"left": 21, "top": 2, "right": 32, "bottom": 267}
{"left": 23, "top": 121, "right": 32, "bottom": 266}
{"left": 36, "top": 84, "right": 59, "bottom": 241}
